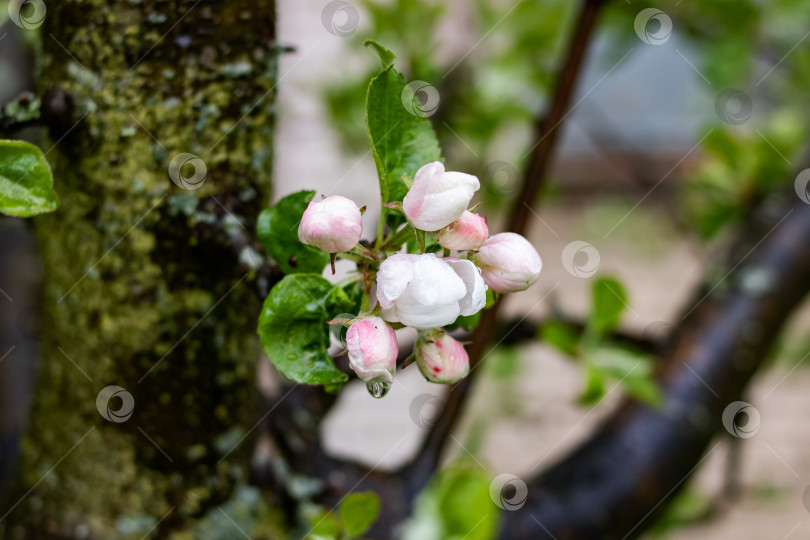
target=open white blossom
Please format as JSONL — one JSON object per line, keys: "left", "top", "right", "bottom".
{"left": 376, "top": 253, "right": 486, "bottom": 329}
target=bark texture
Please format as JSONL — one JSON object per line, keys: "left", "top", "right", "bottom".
{"left": 2, "top": 1, "right": 281, "bottom": 537}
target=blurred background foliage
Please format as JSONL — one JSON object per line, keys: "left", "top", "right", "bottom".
{"left": 315, "top": 1, "right": 810, "bottom": 537}
{"left": 3, "top": 0, "right": 810, "bottom": 537}
{"left": 323, "top": 0, "right": 809, "bottom": 239}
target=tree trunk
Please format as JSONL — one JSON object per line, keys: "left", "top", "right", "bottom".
{"left": 2, "top": 1, "right": 279, "bottom": 537}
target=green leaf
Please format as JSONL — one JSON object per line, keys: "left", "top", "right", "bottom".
{"left": 307, "top": 509, "right": 341, "bottom": 540}
{"left": 588, "top": 346, "right": 663, "bottom": 408}
{"left": 541, "top": 321, "right": 580, "bottom": 356}
{"left": 402, "top": 461, "right": 499, "bottom": 540}
{"left": 364, "top": 39, "right": 396, "bottom": 70}
{"left": 339, "top": 492, "right": 381, "bottom": 537}
{"left": 365, "top": 42, "right": 441, "bottom": 240}
{"left": 366, "top": 64, "right": 441, "bottom": 197}
{"left": 622, "top": 374, "right": 664, "bottom": 408}
{"left": 257, "top": 190, "right": 330, "bottom": 275}
{"left": 257, "top": 274, "right": 352, "bottom": 387}
{"left": 589, "top": 277, "right": 628, "bottom": 337}
{"left": 0, "top": 140, "right": 59, "bottom": 217}
{"left": 385, "top": 178, "right": 410, "bottom": 230}
{"left": 579, "top": 364, "right": 606, "bottom": 405}
{"left": 414, "top": 227, "right": 426, "bottom": 253}
{"left": 406, "top": 229, "right": 439, "bottom": 255}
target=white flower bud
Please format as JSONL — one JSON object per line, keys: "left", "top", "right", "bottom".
{"left": 298, "top": 195, "right": 362, "bottom": 253}
{"left": 475, "top": 233, "right": 542, "bottom": 293}
{"left": 403, "top": 161, "right": 479, "bottom": 231}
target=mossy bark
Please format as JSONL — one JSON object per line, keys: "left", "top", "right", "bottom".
{"left": 3, "top": 1, "right": 281, "bottom": 537}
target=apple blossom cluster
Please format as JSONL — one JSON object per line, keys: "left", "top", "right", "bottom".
{"left": 297, "top": 161, "right": 542, "bottom": 390}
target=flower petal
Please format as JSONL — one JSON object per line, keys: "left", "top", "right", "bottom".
{"left": 445, "top": 258, "right": 487, "bottom": 316}
{"left": 393, "top": 295, "right": 461, "bottom": 329}
{"left": 376, "top": 253, "right": 417, "bottom": 309}
{"left": 404, "top": 254, "right": 467, "bottom": 306}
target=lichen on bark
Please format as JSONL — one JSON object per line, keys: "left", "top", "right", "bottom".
{"left": 3, "top": 1, "right": 282, "bottom": 537}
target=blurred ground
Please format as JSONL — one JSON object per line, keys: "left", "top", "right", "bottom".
{"left": 275, "top": 1, "right": 810, "bottom": 538}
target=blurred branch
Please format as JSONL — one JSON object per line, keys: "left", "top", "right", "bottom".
{"left": 511, "top": 0, "right": 610, "bottom": 234}
{"left": 411, "top": 0, "right": 610, "bottom": 481}
{"left": 308, "top": 182, "right": 810, "bottom": 540}
{"left": 499, "top": 191, "right": 810, "bottom": 538}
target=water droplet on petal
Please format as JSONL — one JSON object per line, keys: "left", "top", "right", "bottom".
{"left": 366, "top": 380, "right": 391, "bottom": 399}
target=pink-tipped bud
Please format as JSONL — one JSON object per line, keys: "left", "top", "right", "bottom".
{"left": 346, "top": 316, "right": 398, "bottom": 384}
{"left": 403, "top": 161, "right": 480, "bottom": 231}
{"left": 436, "top": 211, "right": 489, "bottom": 250}
{"left": 298, "top": 195, "right": 362, "bottom": 253}
{"left": 475, "top": 232, "right": 542, "bottom": 293}
{"left": 415, "top": 329, "right": 469, "bottom": 384}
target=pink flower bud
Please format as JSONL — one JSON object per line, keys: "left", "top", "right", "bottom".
{"left": 346, "top": 316, "right": 398, "bottom": 384}
{"left": 436, "top": 211, "right": 489, "bottom": 250}
{"left": 475, "top": 232, "right": 542, "bottom": 293}
{"left": 298, "top": 195, "right": 362, "bottom": 253}
{"left": 415, "top": 329, "right": 469, "bottom": 384}
{"left": 403, "top": 161, "right": 480, "bottom": 231}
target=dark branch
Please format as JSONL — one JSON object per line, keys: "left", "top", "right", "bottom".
{"left": 411, "top": 0, "right": 610, "bottom": 480}
{"left": 499, "top": 192, "right": 810, "bottom": 538}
